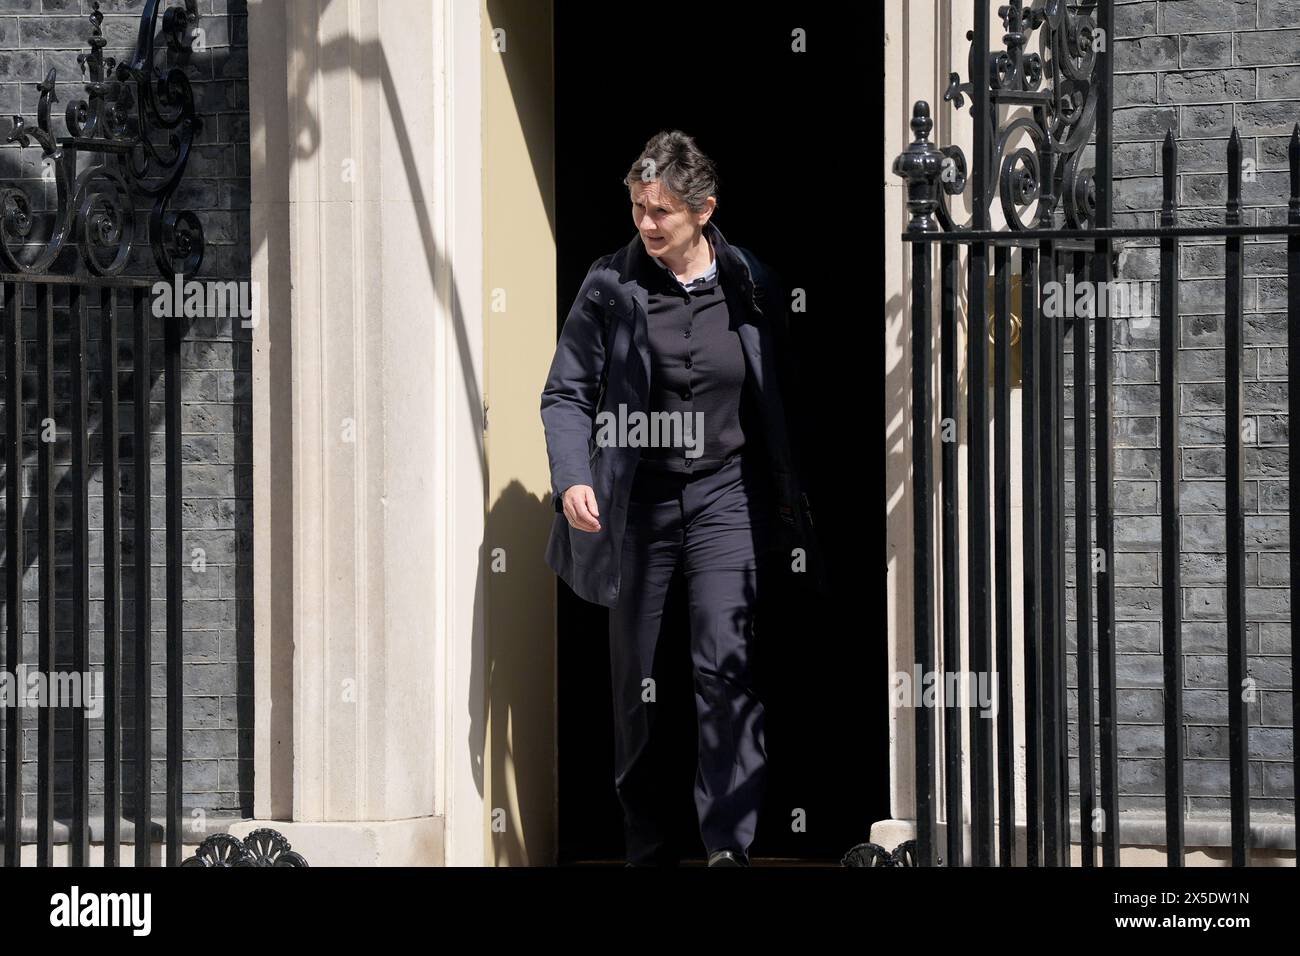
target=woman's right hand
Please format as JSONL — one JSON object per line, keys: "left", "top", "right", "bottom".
{"left": 562, "top": 484, "right": 601, "bottom": 532}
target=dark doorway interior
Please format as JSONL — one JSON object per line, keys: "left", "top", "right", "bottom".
{"left": 554, "top": 0, "right": 882, "bottom": 864}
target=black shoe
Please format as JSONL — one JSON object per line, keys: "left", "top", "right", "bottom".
{"left": 707, "top": 848, "right": 749, "bottom": 867}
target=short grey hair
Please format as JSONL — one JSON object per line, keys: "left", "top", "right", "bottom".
{"left": 624, "top": 130, "right": 719, "bottom": 214}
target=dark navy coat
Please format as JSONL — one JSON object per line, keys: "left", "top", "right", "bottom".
{"left": 540, "top": 221, "right": 826, "bottom": 608}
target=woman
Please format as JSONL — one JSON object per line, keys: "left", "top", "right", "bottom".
{"left": 540, "top": 130, "right": 823, "bottom": 867}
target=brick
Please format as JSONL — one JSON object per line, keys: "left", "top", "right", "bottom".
{"left": 1162, "top": 69, "right": 1255, "bottom": 103}
{"left": 1182, "top": 552, "right": 1227, "bottom": 583}
{"left": 1235, "top": 29, "right": 1300, "bottom": 64}
{"left": 1114, "top": 105, "right": 1178, "bottom": 140}
{"left": 1180, "top": 33, "right": 1232, "bottom": 68}
{"left": 1161, "top": 0, "right": 1258, "bottom": 34}
{"left": 1261, "top": 0, "right": 1300, "bottom": 29}
{"left": 1181, "top": 104, "right": 1234, "bottom": 136}
{"left": 1238, "top": 99, "right": 1300, "bottom": 134}
{"left": 1117, "top": 36, "right": 1180, "bottom": 72}
{"left": 1257, "top": 65, "right": 1300, "bottom": 99}
{"left": 1171, "top": 135, "right": 1255, "bottom": 172}
{"left": 1117, "top": 1, "right": 1158, "bottom": 39}
{"left": 1116, "top": 73, "right": 1158, "bottom": 106}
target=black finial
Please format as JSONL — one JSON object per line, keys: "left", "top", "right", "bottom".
{"left": 910, "top": 101, "right": 934, "bottom": 142}
{"left": 892, "top": 101, "right": 947, "bottom": 233}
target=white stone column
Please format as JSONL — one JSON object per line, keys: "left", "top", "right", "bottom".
{"left": 242, "top": 0, "right": 486, "bottom": 866}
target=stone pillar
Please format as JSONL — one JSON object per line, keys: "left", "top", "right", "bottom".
{"left": 241, "top": 0, "right": 486, "bottom": 865}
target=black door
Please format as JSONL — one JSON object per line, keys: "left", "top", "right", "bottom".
{"left": 554, "top": 0, "right": 882, "bottom": 864}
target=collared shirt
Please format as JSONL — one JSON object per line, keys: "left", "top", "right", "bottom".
{"left": 635, "top": 231, "right": 750, "bottom": 476}
{"left": 649, "top": 237, "right": 718, "bottom": 291}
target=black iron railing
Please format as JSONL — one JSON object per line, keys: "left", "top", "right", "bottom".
{"left": 893, "top": 0, "right": 1296, "bottom": 866}
{"left": 0, "top": 0, "right": 204, "bottom": 867}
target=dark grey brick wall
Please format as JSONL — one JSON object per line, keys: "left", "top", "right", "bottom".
{"left": 1062, "top": 0, "right": 1295, "bottom": 823}
{"left": 0, "top": 0, "right": 251, "bottom": 830}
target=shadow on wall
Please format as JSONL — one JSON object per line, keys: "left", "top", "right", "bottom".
{"left": 482, "top": 479, "right": 556, "bottom": 866}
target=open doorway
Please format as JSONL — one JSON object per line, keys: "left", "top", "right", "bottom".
{"left": 553, "top": 0, "right": 883, "bottom": 864}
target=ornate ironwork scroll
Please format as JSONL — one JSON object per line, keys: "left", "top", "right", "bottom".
{"left": 180, "top": 828, "right": 310, "bottom": 867}
{"left": 936, "top": 0, "right": 1102, "bottom": 231}
{"left": 1, "top": 0, "right": 205, "bottom": 277}
{"left": 842, "top": 839, "right": 917, "bottom": 867}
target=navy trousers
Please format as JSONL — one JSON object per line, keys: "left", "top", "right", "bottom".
{"left": 608, "top": 451, "right": 777, "bottom": 864}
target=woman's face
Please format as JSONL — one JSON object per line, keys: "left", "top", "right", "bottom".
{"left": 630, "top": 180, "right": 712, "bottom": 259}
